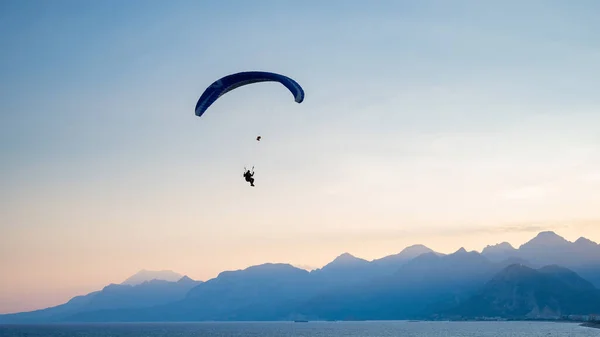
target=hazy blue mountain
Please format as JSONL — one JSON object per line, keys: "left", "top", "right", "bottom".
{"left": 183, "top": 263, "right": 314, "bottom": 319}
{"left": 0, "top": 275, "right": 201, "bottom": 324}
{"left": 537, "top": 265, "right": 597, "bottom": 291}
{"left": 481, "top": 242, "right": 518, "bottom": 262}
{"left": 306, "top": 245, "right": 443, "bottom": 293}
{"left": 312, "top": 244, "right": 442, "bottom": 276}
{"left": 513, "top": 232, "right": 600, "bottom": 287}
{"left": 518, "top": 232, "right": 600, "bottom": 266}
{"left": 121, "top": 269, "right": 184, "bottom": 285}
{"left": 294, "top": 248, "right": 522, "bottom": 321}
{"left": 445, "top": 264, "right": 600, "bottom": 319}
{"left": 63, "top": 263, "right": 316, "bottom": 322}
{"left": 572, "top": 264, "right": 600, "bottom": 291}
{"left": 518, "top": 231, "right": 575, "bottom": 266}
{"left": 309, "top": 253, "right": 381, "bottom": 289}
{"left": 569, "top": 237, "right": 600, "bottom": 287}
{"left": 483, "top": 232, "right": 600, "bottom": 288}
{"left": 63, "top": 248, "right": 461, "bottom": 323}
{"left": 83, "top": 277, "right": 202, "bottom": 311}
{"left": 0, "top": 291, "right": 100, "bottom": 324}
{"left": 372, "top": 244, "right": 439, "bottom": 268}
{"left": 4, "top": 231, "right": 600, "bottom": 323}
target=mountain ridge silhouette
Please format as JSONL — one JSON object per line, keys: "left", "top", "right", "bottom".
{"left": 2, "top": 230, "right": 599, "bottom": 323}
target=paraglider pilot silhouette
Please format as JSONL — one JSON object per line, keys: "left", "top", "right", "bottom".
{"left": 243, "top": 166, "right": 255, "bottom": 187}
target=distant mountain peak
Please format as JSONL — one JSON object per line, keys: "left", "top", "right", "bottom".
{"left": 338, "top": 252, "right": 354, "bottom": 258}
{"left": 404, "top": 244, "right": 428, "bottom": 250}
{"left": 535, "top": 231, "right": 566, "bottom": 241}
{"left": 491, "top": 263, "right": 535, "bottom": 281}
{"left": 177, "top": 275, "right": 199, "bottom": 284}
{"left": 400, "top": 244, "right": 434, "bottom": 256}
{"left": 331, "top": 252, "right": 365, "bottom": 263}
{"left": 247, "top": 262, "right": 296, "bottom": 271}
{"left": 483, "top": 242, "right": 516, "bottom": 251}
{"left": 575, "top": 237, "right": 597, "bottom": 246}
{"left": 320, "top": 252, "right": 369, "bottom": 271}
{"left": 372, "top": 244, "right": 436, "bottom": 266}
{"left": 121, "top": 269, "right": 183, "bottom": 286}
{"left": 481, "top": 242, "right": 518, "bottom": 262}
{"left": 519, "top": 231, "right": 570, "bottom": 249}
{"left": 454, "top": 247, "right": 468, "bottom": 254}
{"left": 215, "top": 263, "right": 307, "bottom": 279}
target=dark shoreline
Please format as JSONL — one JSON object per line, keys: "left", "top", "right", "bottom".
{"left": 581, "top": 322, "right": 600, "bottom": 329}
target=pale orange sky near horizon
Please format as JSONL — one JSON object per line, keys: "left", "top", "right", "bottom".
{"left": 2, "top": 1, "right": 600, "bottom": 315}
{"left": 1, "top": 221, "right": 599, "bottom": 314}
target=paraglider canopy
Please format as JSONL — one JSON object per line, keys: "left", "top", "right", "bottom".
{"left": 194, "top": 71, "right": 305, "bottom": 117}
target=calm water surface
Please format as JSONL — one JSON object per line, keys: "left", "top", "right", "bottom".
{"left": 1, "top": 321, "right": 599, "bottom": 337}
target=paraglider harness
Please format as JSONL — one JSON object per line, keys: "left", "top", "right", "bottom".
{"left": 243, "top": 166, "right": 255, "bottom": 187}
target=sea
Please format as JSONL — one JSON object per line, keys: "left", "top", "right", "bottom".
{"left": 1, "top": 321, "right": 599, "bottom": 337}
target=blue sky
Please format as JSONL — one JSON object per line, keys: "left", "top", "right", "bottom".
{"left": 1, "top": 0, "right": 600, "bottom": 313}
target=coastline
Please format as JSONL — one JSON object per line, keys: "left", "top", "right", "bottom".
{"left": 581, "top": 322, "right": 600, "bottom": 329}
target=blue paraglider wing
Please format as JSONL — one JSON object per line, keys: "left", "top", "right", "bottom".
{"left": 195, "top": 71, "right": 305, "bottom": 117}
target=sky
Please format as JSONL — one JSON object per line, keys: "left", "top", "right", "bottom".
{"left": 1, "top": 0, "right": 600, "bottom": 314}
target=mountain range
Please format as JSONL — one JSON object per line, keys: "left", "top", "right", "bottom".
{"left": 445, "top": 264, "right": 600, "bottom": 319}
{"left": 2, "top": 230, "right": 600, "bottom": 323}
